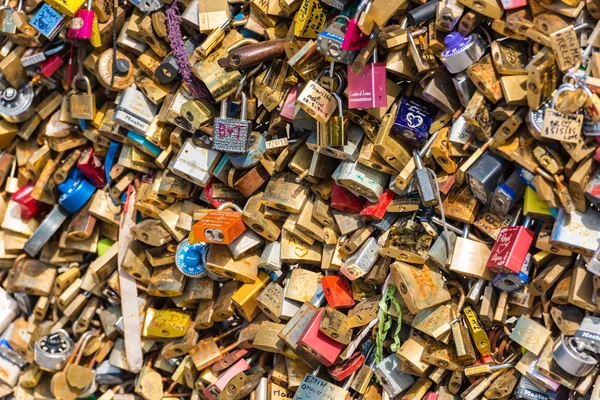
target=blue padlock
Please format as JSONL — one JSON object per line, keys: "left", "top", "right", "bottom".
{"left": 175, "top": 238, "right": 209, "bottom": 278}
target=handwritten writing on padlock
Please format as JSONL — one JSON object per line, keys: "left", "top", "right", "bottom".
{"left": 297, "top": 81, "right": 337, "bottom": 123}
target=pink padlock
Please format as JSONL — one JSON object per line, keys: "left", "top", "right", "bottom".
{"left": 280, "top": 85, "right": 297, "bottom": 122}
{"left": 341, "top": 0, "right": 371, "bottom": 51}
{"left": 347, "top": 50, "right": 387, "bottom": 109}
{"left": 67, "top": 0, "right": 94, "bottom": 39}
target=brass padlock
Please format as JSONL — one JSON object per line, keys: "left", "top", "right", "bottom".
{"left": 68, "top": 76, "right": 96, "bottom": 120}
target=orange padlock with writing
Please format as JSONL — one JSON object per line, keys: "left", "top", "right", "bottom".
{"left": 192, "top": 202, "right": 246, "bottom": 244}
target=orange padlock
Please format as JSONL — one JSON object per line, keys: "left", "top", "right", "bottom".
{"left": 191, "top": 202, "right": 246, "bottom": 245}
{"left": 321, "top": 275, "right": 356, "bottom": 309}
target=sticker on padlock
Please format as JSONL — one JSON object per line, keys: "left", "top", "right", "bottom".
{"left": 68, "top": 0, "right": 94, "bottom": 39}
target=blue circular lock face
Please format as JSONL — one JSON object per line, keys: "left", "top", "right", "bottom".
{"left": 175, "top": 238, "right": 209, "bottom": 278}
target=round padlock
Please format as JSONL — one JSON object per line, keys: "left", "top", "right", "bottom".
{"left": 95, "top": 49, "right": 135, "bottom": 91}
{"left": 553, "top": 334, "right": 598, "bottom": 377}
{"left": 175, "top": 238, "right": 209, "bottom": 278}
{"left": 34, "top": 330, "right": 74, "bottom": 372}
{"left": 0, "top": 84, "right": 36, "bottom": 123}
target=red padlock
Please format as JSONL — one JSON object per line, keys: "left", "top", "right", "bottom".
{"left": 297, "top": 308, "right": 345, "bottom": 366}
{"left": 12, "top": 183, "right": 46, "bottom": 220}
{"left": 360, "top": 189, "right": 396, "bottom": 220}
{"left": 77, "top": 146, "right": 106, "bottom": 187}
{"left": 331, "top": 182, "right": 366, "bottom": 213}
{"left": 321, "top": 275, "right": 355, "bottom": 309}
{"left": 486, "top": 215, "right": 534, "bottom": 274}
{"left": 328, "top": 351, "right": 365, "bottom": 381}
{"left": 40, "top": 54, "right": 65, "bottom": 78}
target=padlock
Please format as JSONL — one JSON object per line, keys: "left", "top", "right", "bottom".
{"left": 487, "top": 212, "right": 535, "bottom": 274}
{"left": 68, "top": 76, "right": 96, "bottom": 120}
{"left": 372, "top": 354, "right": 415, "bottom": 398}
{"left": 68, "top": 0, "right": 94, "bottom": 38}
{"left": 439, "top": 31, "right": 486, "bottom": 74}
{"left": 449, "top": 224, "right": 494, "bottom": 280}
{"left": 321, "top": 275, "right": 355, "bottom": 309}
{"left": 114, "top": 86, "right": 159, "bottom": 134}
{"left": 192, "top": 202, "right": 245, "bottom": 245}
{"left": 407, "top": 26, "right": 439, "bottom": 74}
{"left": 212, "top": 95, "right": 252, "bottom": 154}
{"left": 297, "top": 69, "right": 339, "bottom": 123}
{"left": 34, "top": 330, "right": 75, "bottom": 372}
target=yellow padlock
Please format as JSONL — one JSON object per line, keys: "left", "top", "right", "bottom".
{"left": 143, "top": 308, "right": 192, "bottom": 338}
{"left": 90, "top": 14, "right": 101, "bottom": 48}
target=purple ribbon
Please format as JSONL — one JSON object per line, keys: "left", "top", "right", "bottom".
{"left": 165, "top": 1, "right": 214, "bottom": 103}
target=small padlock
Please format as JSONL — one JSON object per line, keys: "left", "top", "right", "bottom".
{"left": 67, "top": 0, "right": 94, "bottom": 39}
{"left": 316, "top": 17, "right": 355, "bottom": 64}
{"left": 297, "top": 69, "right": 339, "bottom": 123}
{"left": 69, "top": 76, "right": 96, "bottom": 120}
{"left": 212, "top": 94, "right": 253, "bottom": 154}
{"left": 317, "top": 92, "right": 347, "bottom": 148}
{"left": 341, "top": 0, "right": 370, "bottom": 51}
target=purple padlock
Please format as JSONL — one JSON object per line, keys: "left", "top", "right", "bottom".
{"left": 390, "top": 96, "right": 434, "bottom": 145}
{"left": 439, "top": 31, "right": 486, "bottom": 74}
{"left": 347, "top": 50, "right": 387, "bottom": 109}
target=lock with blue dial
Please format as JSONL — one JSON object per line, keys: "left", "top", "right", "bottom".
{"left": 175, "top": 238, "right": 209, "bottom": 278}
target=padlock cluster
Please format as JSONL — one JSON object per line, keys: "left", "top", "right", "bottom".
{"left": 3, "top": 0, "right": 600, "bottom": 397}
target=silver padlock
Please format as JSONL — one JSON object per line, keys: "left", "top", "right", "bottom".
{"left": 573, "top": 315, "right": 600, "bottom": 353}
{"left": 114, "top": 87, "right": 159, "bottom": 134}
{"left": 136, "top": 0, "right": 163, "bottom": 13}
{"left": 341, "top": 237, "right": 379, "bottom": 281}
{"left": 227, "top": 229, "right": 264, "bottom": 260}
{"left": 316, "top": 16, "right": 354, "bottom": 64}
{"left": 553, "top": 334, "right": 598, "bottom": 377}
{"left": 551, "top": 208, "right": 600, "bottom": 255}
{"left": 587, "top": 239, "right": 600, "bottom": 276}
{"left": 34, "top": 330, "right": 75, "bottom": 372}
{"left": 0, "top": 84, "right": 36, "bottom": 123}
{"left": 170, "top": 138, "right": 222, "bottom": 187}
{"left": 96, "top": 360, "right": 125, "bottom": 386}
{"left": 259, "top": 241, "right": 282, "bottom": 272}
{"left": 212, "top": 94, "right": 252, "bottom": 153}
{"left": 373, "top": 354, "right": 415, "bottom": 398}
{"left": 333, "top": 160, "right": 389, "bottom": 201}
{"left": 279, "top": 272, "right": 303, "bottom": 321}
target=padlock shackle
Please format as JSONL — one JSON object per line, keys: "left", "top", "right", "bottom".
{"left": 214, "top": 324, "right": 243, "bottom": 342}
{"left": 445, "top": 281, "right": 465, "bottom": 312}
{"left": 220, "top": 97, "right": 229, "bottom": 118}
{"left": 509, "top": 206, "right": 522, "bottom": 227}
{"left": 72, "top": 75, "right": 93, "bottom": 95}
{"left": 217, "top": 201, "right": 243, "bottom": 212}
{"left": 240, "top": 92, "right": 248, "bottom": 121}
{"left": 461, "top": 223, "right": 470, "bottom": 238}
{"left": 227, "top": 38, "right": 259, "bottom": 53}
{"left": 551, "top": 83, "right": 578, "bottom": 109}
{"left": 353, "top": 0, "right": 371, "bottom": 19}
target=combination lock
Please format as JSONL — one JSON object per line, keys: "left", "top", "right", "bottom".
{"left": 34, "top": 330, "right": 74, "bottom": 371}
{"left": 175, "top": 238, "right": 209, "bottom": 278}
{"left": 0, "top": 85, "right": 36, "bottom": 123}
